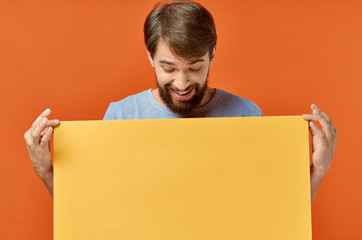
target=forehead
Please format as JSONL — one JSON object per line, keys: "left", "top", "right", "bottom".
{"left": 154, "top": 39, "right": 208, "bottom": 63}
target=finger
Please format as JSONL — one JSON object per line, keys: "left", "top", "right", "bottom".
{"left": 302, "top": 114, "right": 318, "bottom": 121}
{"left": 311, "top": 104, "right": 331, "bottom": 123}
{"left": 39, "top": 119, "right": 59, "bottom": 137}
{"left": 30, "top": 108, "right": 51, "bottom": 132}
{"left": 303, "top": 106, "right": 330, "bottom": 127}
{"left": 31, "top": 117, "right": 48, "bottom": 139}
{"left": 334, "top": 126, "right": 338, "bottom": 135}
{"left": 315, "top": 106, "right": 337, "bottom": 139}
{"left": 309, "top": 121, "right": 325, "bottom": 139}
{"left": 309, "top": 104, "right": 331, "bottom": 130}
{"left": 24, "top": 129, "right": 33, "bottom": 146}
{"left": 40, "top": 127, "right": 53, "bottom": 146}
{"left": 40, "top": 127, "right": 49, "bottom": 137}
{"left": 46, "top": 119, "right": 60, "bottom": 127}
{"left": 313, "top": 109, "right": 330, "bottom": 128}
{"left": 312, "top": 107, "right": 335, "bottom": 140}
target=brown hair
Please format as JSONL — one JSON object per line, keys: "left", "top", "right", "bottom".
{"left": 144, "top": 0, "right": 217, "bottom": 60}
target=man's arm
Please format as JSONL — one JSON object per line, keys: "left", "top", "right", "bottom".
{"left": 303, "top": 104, "right": 338, "bottom": 203}
{"left": 36, "top": 165, "right": 54, "bottom": 197}
{"left": 310, "top": 164, "right": 327, "bottom": 202}
{"left": 24, "top": 108, "right": 59, "bottom": 197}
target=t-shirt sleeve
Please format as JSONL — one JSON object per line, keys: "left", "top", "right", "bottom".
{"left": 243, "top": 98, "right": 263, "bottom": 117}
{"left": 103, "top": 103, "right": 115, "bottom": 120}
{"left": 255, "top": 106, "right": 264, "bottom": 117}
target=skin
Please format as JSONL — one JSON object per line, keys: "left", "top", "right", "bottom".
{"left": 148, "top": 39, "right": 216, "bottom": 111}
{"left": 303, "top": 105, "right": 338, "bottom": 202}
{"left": 24, "top": 109, "right": 58, "bottom": 197}
{"left": 25, "top": 40, "right": 337, "bottom": 202}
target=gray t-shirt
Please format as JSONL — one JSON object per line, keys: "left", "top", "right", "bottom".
{"left": 103, "top": 89, "right": 263, "bottom": 120}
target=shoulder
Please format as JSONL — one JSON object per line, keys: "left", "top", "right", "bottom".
{"left": 110, "top": 90, "right": 149, "bottom": 108}
{"left": 103, "top": 90, "right": 151, "bottom": 120}
{"left": 213, "top": 89, "right": 263, "bottom": 117}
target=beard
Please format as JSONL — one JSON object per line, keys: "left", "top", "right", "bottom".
{"left": 157, "top": 76, "right": 208, "bottom": 116}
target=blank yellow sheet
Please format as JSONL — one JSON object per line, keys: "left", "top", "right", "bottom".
{"left": 54, "top": 116, "right": 311, "bottom": 240}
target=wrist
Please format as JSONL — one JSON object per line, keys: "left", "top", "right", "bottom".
{"left": 34, "top": 164, "right": 53, "bottom": 180}
{"left": 310, "top": 163, "right": 328, "bottom": 176}
{"left": 310, "top": 163, "right": 328, "bottom": 180}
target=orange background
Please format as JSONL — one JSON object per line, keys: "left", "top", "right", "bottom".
{"left": 0, "top": 0, "right": 361, "bottom": 239}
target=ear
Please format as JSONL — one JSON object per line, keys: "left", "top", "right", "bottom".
{"left": 146, "top": 49, "right": 155, "bottom": 68}
{"left": 210, "top": 45, "right": 216, "bottom": 65}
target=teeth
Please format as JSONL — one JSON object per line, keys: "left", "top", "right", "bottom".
{"left": 174, "top": 89, "right": 191, "bottom": 95}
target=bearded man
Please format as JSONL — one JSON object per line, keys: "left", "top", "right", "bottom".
{"left": 24, "top": 0, "right": 337, "bottom": 203}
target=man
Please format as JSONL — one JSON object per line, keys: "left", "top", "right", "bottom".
{"left": 24, "top": 0, "right": 337, "bottom": 203}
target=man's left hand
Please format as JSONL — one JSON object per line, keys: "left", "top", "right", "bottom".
{"left": 302, "top": 104, "right": 338, "bottom": 176}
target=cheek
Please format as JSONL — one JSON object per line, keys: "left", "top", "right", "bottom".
{"left": 193, "top": 68, "right": 208, "bottom": 84}
{"left": 155, "top": 68, "right": 170, "bottom": 85}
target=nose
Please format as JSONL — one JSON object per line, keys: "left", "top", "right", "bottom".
{"left": 173, "top": 71, "right": 189, "bottom": 91}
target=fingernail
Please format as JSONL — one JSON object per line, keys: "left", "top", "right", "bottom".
{"left": 310, "top": 121, "right": 316, "bottom": 127}
{"left": 45, "top": 108, "right": 50, "bottom": 114}
{"left": 54, "top": 119, "right": 59, "bottom": 124}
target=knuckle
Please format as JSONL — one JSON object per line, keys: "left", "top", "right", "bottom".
{"left": 40, "top": 138, "right": 47, "bottom": 145}
{"left": 24, "top": 136, "right": 34, "bottom": 146}
{"left": 326, "top": 124, "right": 333, "bottom": 132}
{"left": 320, "top": 131, "right": 326, "bottom": 138}
{"left": 26, "top": 139, "right": 34, "bottom": 147}
{"left": 42, "top": 136, "right": 50, "bottom": 144}
{"left": 41, "top": 118, "right": 48, "bottom": 126}
{"left": 31, "top": 131, "right": 37, "bottom": 138}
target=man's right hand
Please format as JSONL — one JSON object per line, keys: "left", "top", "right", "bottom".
{"left": 24, "top": 108, "right": 59, "bottom": 196}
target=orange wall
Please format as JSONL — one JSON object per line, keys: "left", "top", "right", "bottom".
{"left": 1, "top": 0, "right": 361, "bottom": 239}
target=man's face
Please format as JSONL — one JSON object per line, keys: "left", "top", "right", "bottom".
{"left": 148, "top": 39, "right": 214, "bottom": 115}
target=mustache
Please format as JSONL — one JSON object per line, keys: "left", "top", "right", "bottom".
{"left": 164, "top": 83, "right": 200, "bottom": 92}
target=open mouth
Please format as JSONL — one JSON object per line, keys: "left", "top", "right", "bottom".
{"left": 173, "top": 89, "right": 192, "bottom": 96}
{"left": 171, "top": 88, "right": 194, "bottom": 100}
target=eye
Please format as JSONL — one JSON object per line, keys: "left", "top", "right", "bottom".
{"left": 164, "top": 68, "right": 175, "bottom": 73}
{"left": 189, "top": 67, "right": 201, "bottom": 72}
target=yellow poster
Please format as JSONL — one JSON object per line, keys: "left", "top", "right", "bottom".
{"left": 54, "top": 116, "right": 311, "bottom": 240}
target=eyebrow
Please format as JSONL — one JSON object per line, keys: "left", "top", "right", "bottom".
{"left": 159, "top": 59, "right": 204, "bottom": 65}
